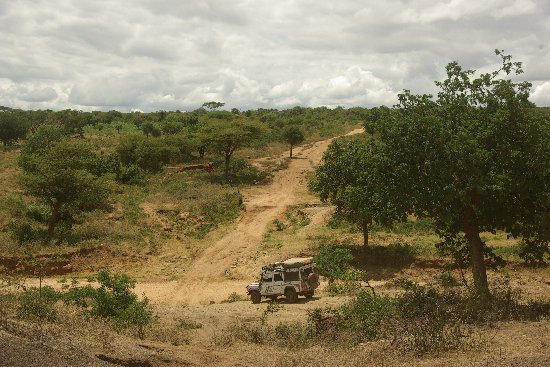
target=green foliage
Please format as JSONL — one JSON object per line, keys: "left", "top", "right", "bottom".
{"left": 141, "top": 121, "right": 161, "bottom": 137}
{"left": 365, "top": 50, "right": 550, "bottom": 294}
{"left": 308, "top": 282, "right": 550, "bottom": 354}
{"left": 202, "top": 101, "right": 225, "bottom": 111}
{"left": 436, "top": 233, "right": 505, "bottom": 270}
{"left": 313, "top": 245, "right": 353, "bottom": 281}
{"left": 8, "top": 218, "right": 42, "bottom": 245}
{"left": 116, "top": 133, "right": 178, "bottom": 173}
{"left": 518, "top": 238, "right": 550, "bottom": 266}
{"left": 326, "top": 268, "right": 367, "bottom": 295}
{"left": 0, "top": 110, "right": 28, "bottom": 145}
{"left": 281, "top": 126, "right": 305, "bottom": 157}
{"left": 197, "top": 117, "right": 270, "bottom": 175}
{"left": 63, "top": 271, "right": 154, "bottom": 338}
{"left": 210, "top": 158, "right": 271, "bottom": 185}
{"left": 117, "top": 163, "right": 146, "bottom": 185}
{"left": 17, "top": 286, "right": 61, "bottom": 322}
{"left": 198, "top": 191, "right": 243, "bottom": 224}
{"left": 285, "top": 207, "right": 310, "bottom": 229}
{"left": 310, "top": 136, "right": 408, "bottom": 246}
{"left": 18, "top": 124, "right": 110, "bottom": 242}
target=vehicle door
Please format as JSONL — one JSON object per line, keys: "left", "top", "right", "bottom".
{"left": 259, "top": 271, "right": 275, "bottom": 295}
{"left": 271, "top": 271, "right": 286, "bottom": 295}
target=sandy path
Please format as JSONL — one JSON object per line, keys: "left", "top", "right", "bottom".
{"left": 136, "top": 129, "right": 364, "bottom": 307}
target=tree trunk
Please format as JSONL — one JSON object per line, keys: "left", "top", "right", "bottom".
{"left": 224, "top": 154, "right": 231, "bottom": 177}
{"left": 462, "top": 205, "right": 489, "bottom": 300}
{"left": 46, "top": 201, "right": 61, "bottom": 242}
{"left": 361, "top": 220, "right": 369, "bottom": 248}
{"left": 290, "top": 145, "right": 293, "bottom": 158}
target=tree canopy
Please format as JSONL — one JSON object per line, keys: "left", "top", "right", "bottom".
{"left": 19, "top": 125, "right": 110, "bottom": 242}
{"left": 310, "top": 136, "right": 408, "bottom": 247}
{"left": 281, "top": 126, "right": 305, "bottom": 158}
{"left": 197, "top": 117, "right": 270, "bottom": 175}
{"left": 365, "top": 50, "right": 550, "bottom": 297}
{"left": 0, "top": 109, "right": 28, "bottom": 145}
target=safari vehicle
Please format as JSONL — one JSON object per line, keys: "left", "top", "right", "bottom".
{"left": 246, "top": 257, "right": 320, "bottom": 303}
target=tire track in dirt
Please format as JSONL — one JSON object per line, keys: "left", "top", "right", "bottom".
{"left": 141, "top": 129, "right": 364, "bottom": 307}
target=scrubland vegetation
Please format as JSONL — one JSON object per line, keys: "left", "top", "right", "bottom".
{"left": 1, "top": 52, "right": 549, "bottom": 366}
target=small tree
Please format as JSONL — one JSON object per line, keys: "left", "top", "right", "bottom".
{"left": 310, "top": 136, "right": 408, "bottom": 247}
{"left": 202, "top": 101, "right": 225, "bottom": 111}
{"left": 281, "top": 126, "right": 305, "bottom": 158}
{"left": 141, "top": 122, "right": 161, "bottom": 137}
{"left": 19, "top": 125, "right": 110, "bottom": 242}
{"left": 198, "top": 118, "right": 270, "bottom": 176}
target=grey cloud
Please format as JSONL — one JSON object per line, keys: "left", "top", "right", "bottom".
{"left": 68, "top": 73, "right": 158, "bottom": 107}
{"left": 19, "top": 87, "right": 58, "bottom": 102}
{"left": 0, "top": 0, "right": 548, "bottom": 111}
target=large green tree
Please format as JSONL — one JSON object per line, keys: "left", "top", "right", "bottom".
{"left": 19, "top": 125, "right": 110, "bottom": 242}
{"left": 366, "top": 51, "right": 550, "bottom": 297}
{"left": 197, "top": 117, "right": 270, "bottom": 175}
{"left": 310, "top": 136, "right": 408, "bottom": 247}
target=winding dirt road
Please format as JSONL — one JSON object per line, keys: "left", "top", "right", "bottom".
{"left": 136, "top": 129, "right": 364, "bottom": 308}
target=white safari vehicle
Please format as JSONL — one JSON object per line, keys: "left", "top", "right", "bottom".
{"left": 246, "top": 257, "right": 320, "bottom": 303}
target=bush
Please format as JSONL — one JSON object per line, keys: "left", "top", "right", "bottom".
{"left": 62, "top": 271, "right": 155, "bottom": 338}
{"left": 326, "top": 268, "right": 367, "bottom": 296}
{"left": 117, "top": 134, "right": 178, "bottom": 173}
{"left": 306, "top": 282, "right": 550, "bottom": 354}
{"left": 210, "top": 158, "right": 271, "bottom": 185}
{"left": 221, "top": 292, "right": 247, "bottom": 303}
{"left": 18, "top": 286, "right": 61, "bottom": 322}
{"left": 313, "top": 245, "right": 353, "bottom": 282}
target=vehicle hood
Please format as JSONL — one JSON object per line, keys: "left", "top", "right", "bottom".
{"left": 246, "top": 282, "right": 260, "bottom": 291}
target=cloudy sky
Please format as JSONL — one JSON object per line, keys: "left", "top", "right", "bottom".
{"left": 0, "top": 0, "right": 549, "bottom": 111}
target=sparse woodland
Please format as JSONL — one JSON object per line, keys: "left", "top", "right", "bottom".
{"left": 1, "top": 53, "right": 549, "bottom": 367}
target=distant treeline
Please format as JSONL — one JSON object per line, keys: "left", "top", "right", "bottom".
{"left": 0, "top": 104, "right": 368, "bottom": 146}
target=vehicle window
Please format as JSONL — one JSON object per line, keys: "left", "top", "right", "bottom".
{"left": 274, "top": 273, "right": 283, "bottom": 282}
{"left": 284, "top": 271, "right": 299, "bottom": 281}
{"left": 262, "top": 274, "right": 272, "bottom": 282}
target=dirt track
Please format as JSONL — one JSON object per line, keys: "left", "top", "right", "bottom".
{"left": 134, "top": 129, "right": 364, "bottom": 308}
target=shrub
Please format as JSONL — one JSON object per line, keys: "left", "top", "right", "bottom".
{"left": 326, "top": 268, "right": 367, "bottom": 296}
{"left": 313, "top": 245, "right": 353, "bottom": 282}
{"left": 17, "top": 286, "right": 61, "bottom": 322}
{"left": 117, "top": 134, "right": 178, "bottom": 173}
{"left": 210, "top": 158, "right": 271, "bottom": 185}
{"left": 62, "top": 271, "right": 155, "bottom": 338}
{"left": 306, "top": 282, "right": 550, "bottom": 354}
{"left": 221, "top": 292, "right": 247, "bottom": 303}
{"left": 285, "top": 208, "right": 310, "bottom": 229}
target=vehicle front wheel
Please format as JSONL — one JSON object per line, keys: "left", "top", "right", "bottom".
{"left": 285, "top": 288, "right": 298, "bottom": 303}
{"left": 250, "top": 291, "right": 261, "bottom": 304}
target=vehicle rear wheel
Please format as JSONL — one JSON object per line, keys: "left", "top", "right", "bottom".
{"left": 268, "top": 295, "right": 278, "bottom": 301}
{"left": 250, "top": 291, "right": 261, "bottom": 304}
{"left": 285, "top": 288, "right": 298, "bottom": 303}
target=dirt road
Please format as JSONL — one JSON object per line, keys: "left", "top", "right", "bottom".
{"left": 135, "top": 129, "right": 364, "bottom": 308}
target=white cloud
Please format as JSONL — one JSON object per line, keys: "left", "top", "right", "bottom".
{"left": 0, "top": 0, "right": 548, "bottom": 110}
{"left": 531, "top": 81, "right": 550, "bottom": 106}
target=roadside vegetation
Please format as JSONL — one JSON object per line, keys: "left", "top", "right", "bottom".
{"left": 0, "top": 104, "right": 363, "bottom": 260}
{"left": 0, "top": 52, "right": 549, "bottom": 366}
